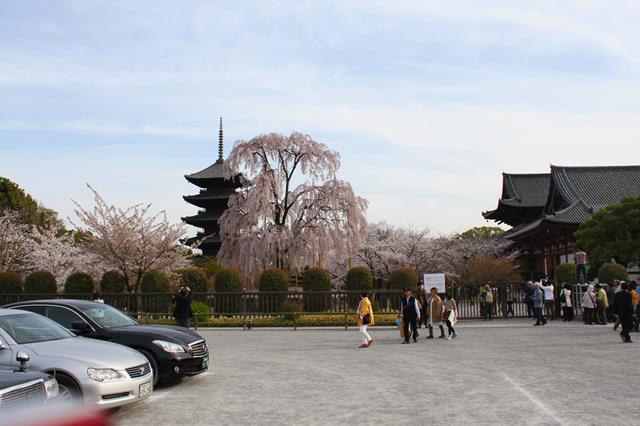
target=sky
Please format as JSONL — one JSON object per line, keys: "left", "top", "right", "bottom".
{"left": 2, "top": 0, "right": 640, "bottom": 236}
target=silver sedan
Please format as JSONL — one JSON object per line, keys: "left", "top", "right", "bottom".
{"left": 0, "top": 308, "right": 153, "bottom": 409}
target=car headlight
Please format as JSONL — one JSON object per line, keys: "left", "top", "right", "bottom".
{"left": 153, "top": 340, "right": 185, "bottom": 353}
{"left": 44, "top": 378, "right": 59, "bottom": 399}
{"left": 87, "top": 368, "right": 124, "bottom": 382}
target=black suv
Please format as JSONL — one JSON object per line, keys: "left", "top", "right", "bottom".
{"left": 4, "top": 300, "right": 209, "bottom": 386}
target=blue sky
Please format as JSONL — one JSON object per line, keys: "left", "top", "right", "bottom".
{"left": 2, "top": 1, "right": 640, "bottom": 234}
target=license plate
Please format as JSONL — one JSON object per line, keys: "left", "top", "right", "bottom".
{"left": 202, "top": 355, "right": 209, "bottom": 370}
{"left": 139, "top": 382, "right": 151, "bottom": 399}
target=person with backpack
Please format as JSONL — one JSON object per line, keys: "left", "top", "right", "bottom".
{"left": 356, "top": 292, "right": 375, "bottom": 348}
{"left": 560, "top": 283, "right": 573, "bottom": 321}
{"left": 400, "top": 288, "right": 421, "bottom": 344}
{"left": 533, "top": 282, "right": 546, "bottom": 326}
{"left": 581, "top": 284, "right": 596, "bottom": 325}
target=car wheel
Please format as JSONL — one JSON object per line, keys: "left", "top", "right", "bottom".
{"left": 54, "top": 373, "right": 82, "bottom": 402}
{"left": 138, "top": 349, "right": 160, "bottom": 387}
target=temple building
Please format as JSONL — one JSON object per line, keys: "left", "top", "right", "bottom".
{"left": 182, "top": 118, "right": 241, "bottom": 256}
{"left": 484, "top": 165, "right": 640, "bottom": 280}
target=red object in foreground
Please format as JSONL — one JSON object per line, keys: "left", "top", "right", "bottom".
{"left": 17, "top": 410, "right": 110, "bottom": 426}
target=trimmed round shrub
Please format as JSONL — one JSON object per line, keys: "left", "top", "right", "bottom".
{"left": 140, "top": 271, "right": 170, "bottom": 293}
{"left": 100, "top": 271, "right": 126, "bottom": 293}
{"left": 191, "top": 256, "right": 223, "bottom": 279}
{"left": 214, "top": 269, "right": 243, "bottom": 292}
{"left": 24, "top": 271, "right": 57, "bottom": 294}
{"left": 302, "top": 268, "right": 331, "bottom": 311}
{"left": 389, "top": 267, "right": 418, "bottom": 290}
{"left": 178, "top": 268, "right": 208, "bottom": 293}
{"left": 64, "top": 272, "right": 94, "bottom": 294}
{"left": 554, "top": 263, "right": 576, "bottom": 285}
{"left": 281, "top": 299, "right": 302, "bottom": 320}
{"left": 345, "top": 267, "right": 374, "bottom": 291}
{"left": 259, "top": 269, "right": 289, "bottom": 292}
{"left": 597, "top": 263, "right": 627, "bottom": 284}
{"left": 191, "top": 300, "right": 211, "bottom": 322}
{"left": 0, "top": 272, "right": 22, "bottom": 294}
{"left": 302, "top": 268, "right": 331, "bottom": 291}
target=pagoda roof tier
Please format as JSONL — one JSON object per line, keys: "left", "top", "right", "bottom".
{"left": 182, "top": 211, "right": 223, "bottom": 225}
{"left": 483, "top": 173, "right": 550, "bottom": 226}
{"left": 183, "top": 190, "right": 236, "bottom": 203}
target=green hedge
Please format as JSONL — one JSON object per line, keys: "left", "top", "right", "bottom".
{"left": 64, "top": 272, "right": 94, "bottom": 294}
{"left": 0, "top": 272, "right": 22, "bottom": 294}
{"left": 302, "top": 268, "right": 331, "bottom": 291}
{"left": 389, "top": 267, "right": 418, "bottom": 290}
{"left": 597, "top": 263, "right": 627, "bottom": 284}
{"left": 178, "top": 268, "right": 208, "bottom": 292}
{"left": 100, "top": 271, "right": 126, "bottom": 293}
{"left": 215, "top": 269, "right": 243, "bottom": 292}
{"left": 345, "top": 267, "right": 373, "bottom": 291}
{"left": 259, "top": 269, "right": 289, "bottom": 292}
{"left": 24, "top": 271, "right": 57, "bottom": 294}
{"left": 141, "top": 271, "right": 170, "bottom": 293}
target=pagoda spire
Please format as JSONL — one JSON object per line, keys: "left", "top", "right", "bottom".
{"left": 217, "top": 117, "right": 224, "bottom": 163}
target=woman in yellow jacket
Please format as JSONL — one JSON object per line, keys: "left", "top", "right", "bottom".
{"left": 356, "top": 292, "right": 375, "bottom": 348}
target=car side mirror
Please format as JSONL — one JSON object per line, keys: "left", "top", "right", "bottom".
{"left": 0, "top": 341, "right": 7, "bottom": 350}
{"left": 71, "top": 321, "right": 91, "bottom": 334}
{"left": 16, "top": 351, "right": 30, "bottom": 372}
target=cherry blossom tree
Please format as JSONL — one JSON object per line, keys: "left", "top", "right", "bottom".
{"left": 72, "top": 186, "right": 189, "bottom": 293}
{"left": 0, "top": 210, "right": 33, "bottom": 273}
{"left": 29, "top": 225, "right": 105, "bottom": 289}
{"left": 219, "top": 132, "right": 368, "bottom": 280}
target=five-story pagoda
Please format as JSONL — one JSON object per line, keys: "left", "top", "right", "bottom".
{"left": 182, "top": 118, "right": 240, "bottom": 256}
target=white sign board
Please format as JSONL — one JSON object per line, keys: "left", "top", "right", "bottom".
{"left": 423, "top": 273, "right": 446, "bottom": 294}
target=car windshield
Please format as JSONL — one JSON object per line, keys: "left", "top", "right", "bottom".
{"left": 80, "top": 305, "right": 138, "bottom": 328}
{"left": 0, "top": 313, "right": 74, "bottom": 344}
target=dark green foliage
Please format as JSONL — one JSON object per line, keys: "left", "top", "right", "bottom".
{"left": 0, "top": 272, "right": 22, "bottom": 294}
{"left": 302, "top": 268, "right": 331, "bottom": 291}
{"left": 64, "top": 272, "right": 94, "bottom": 294}
{"left": 214, "top": 269, "right": 243, "bottom": 292}
{"left": 100, "top": 271, "right": 126, "bottom": 293}
{"left": 597, "top": 263, "right": 628, "bottom": 284}
{"left": 281, "top": 299, "right": 302, "bottom": 320}
{"left": 575, "top": 197, "right": 640, "bottom": 272}
{"left": 191, "top": 256, "right": 223, "bottom": 279}
{"left": 389, "top": 267, "right": 418, "bottom": 290}
{"left": 191, "top": 301, "right": 211, "bottom": 322}
{"left": 459, "top": 226, "right": 504, "bottom": 240}
{"left": 140, "top": 271, "right": 170, "bottom": 293}
{"left": 259, "top": 269, "right": 289, "bottom": 292}
{"left": 345, "top": 267, "right": 374, "bottom": 291}
{"left": 554, "top": 263, "right": 576, "bottom": 285}
{"left": 0, "top": 177, "right": 62, "bottom": 229}
{"left": 178, "top": 268, "right": 208, "bottom": 293}
{"left": 24, "top": 271, "right": 57, "bottom": 294}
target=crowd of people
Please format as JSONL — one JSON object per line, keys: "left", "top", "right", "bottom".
{"left": 356, "top": 285, "right": 459, "bottom": 348}
{"left": 355, "top": 275, "right": 640, "bottom": 348}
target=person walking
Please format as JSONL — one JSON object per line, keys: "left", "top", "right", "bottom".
{"left": 630, "top": 283, "right": 639, "bottom": 332}
{"left": 606, "top": 283, "right": 617, "bottom": 322}
{"left": 614, "top": 282, "right": 635, "bottom": 343}
{"left": 575, "top": 248, "right": 588, "bottom": 283}
{"left": 442, "top": 293, "right": 458, "bottom": 340}
{"left": 524, "top": 283, "right": 535, "bottom": 318}
{"left": 356, "top": 292, "right": 375, "bottom": 348}
{"left": 533, "top": 283, "right": 546, "bottom": 326}
{"left": 426, "top": 287, "right": 445, "bottom": 339}
{"left": 581, "top": 284, "right": 596, "bottom": 325}
{"left": 595, "top": 284, "right": 609, "bottom": 325}
{"left": 483, "top": 284, "right": 494, "bottom": 321}
{"left": 400, "top": 288, "right": 421, "bottom": 344}
{"left": 172, "top": 286, "right": 193, "bottom": 328}
{"left": 506, "top": 285, "right": 516, "bottom": 317}
{"left": 560, "top": 283, "right": 573, "bottom": 321}
{"left": 417, "top": 282, "right": 428, "bottom": 329}
{"left": 543, "top": 281, "right": 555, "bottom": 320}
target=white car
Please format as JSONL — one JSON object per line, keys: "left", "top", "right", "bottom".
{"left": 0, "top": 308, "right": 153, "bottom": 409}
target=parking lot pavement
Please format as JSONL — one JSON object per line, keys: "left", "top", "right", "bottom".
{"left": 114, "top": 319, "right": 639, "bottom": 425}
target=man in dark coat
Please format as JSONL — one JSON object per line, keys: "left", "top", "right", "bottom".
{"left": 173, "top": 286, "right": 193, "bottom": 328}
{"left": 400, "top": 288, "right": 421, "bottom": 344}
{"left": 614, "top": 282, "right": 635, "bottom": 343}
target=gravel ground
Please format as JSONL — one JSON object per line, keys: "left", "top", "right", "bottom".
{"left": 114, "top": 319, "right": 638, "bottom": 426}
